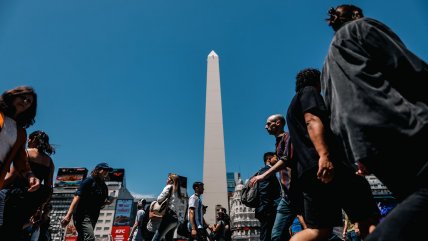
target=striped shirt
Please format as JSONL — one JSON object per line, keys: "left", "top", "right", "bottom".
{"left": 276, "top": 132, "right": 293, "bottom": 197}
{"left": 188, "top": 194, "right": 204, "bottom": 229}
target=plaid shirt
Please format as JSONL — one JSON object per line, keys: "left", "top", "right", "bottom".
{"left": 275, "top": 132, "right": 293, "bottom": 197}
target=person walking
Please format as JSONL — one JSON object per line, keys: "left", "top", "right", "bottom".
{"left": 322, "top": 4, "right": 428, "bottom": 241}
{"left": 286, "top": 68, "right": 379, "bottom": 241}
{"left": 129, "top": 199, "right": 147, "bottom": 241}
{"left": 188, "top": 182, "right": 207, "bottom": 241}
{"left": 250, "top": 114, "right": 300, "bottom": 241}
{"left": 61, "top": 162, "right": 113, "bottom": 241}
{"left": 151, "top": 173, "right": 184, "bottom": 241}
{"left": 254, "top": 152, "right": 281, "bottom": 241}
{"left": 0, "top": 86, "right": 40, "bottom": 241}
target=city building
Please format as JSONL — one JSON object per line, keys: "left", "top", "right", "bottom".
{"left": 229, "top": 178, "right": 260, "bottom": 241}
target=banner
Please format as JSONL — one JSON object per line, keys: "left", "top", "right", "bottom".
{"left": 56, "top": 168, "right": 88, "bottom": 187}
{"left": 108, "top": 168, "right": 125, "bottom": 183}
{"left": 111, "top": 226, "right": 130, "bottom": 241}
{"left": 113, "top": 199, "right": 133, "bottom": 226}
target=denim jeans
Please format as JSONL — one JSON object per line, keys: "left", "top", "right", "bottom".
{"left": 346, "top": 230, "right": 361, "bottom": 241}
{"left": 75, "top": 215, "right": 97, "bottom": 241}
{"left": 271, "top": 197, "right": 296, "bottom": 241}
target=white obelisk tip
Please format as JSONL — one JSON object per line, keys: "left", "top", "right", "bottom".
{"left": 208, "top": 50, "right": 218, "bottom": 58}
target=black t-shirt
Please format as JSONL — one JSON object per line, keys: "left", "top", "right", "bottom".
{"left": 286, "top": 86, "right": 330, "bottom": 178}
{"left": 74, "top": 176, "right": 108, "bottom": 220}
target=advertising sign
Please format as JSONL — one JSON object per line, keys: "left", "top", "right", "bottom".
{"left": 113, "top": 199, "right": 133, "bottom": 226}
{"left": 108, "top": 168, "right": 125, "bottom": 183}
{"left": 55, "top": 168, "right": 88, "bottom": 187}
{"left": 111, "top": 226, "right": 130, "bottom": 241}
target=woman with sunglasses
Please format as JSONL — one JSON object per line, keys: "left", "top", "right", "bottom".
{"left": 0, "top": 86, "right": 39, "bottom": 190}
{"left": 0, "top": 86, "right": 40, "bottom": 240}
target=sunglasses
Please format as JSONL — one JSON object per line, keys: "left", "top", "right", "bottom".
{"left": 19, "top": 95, "right": 33, "bottom": 105}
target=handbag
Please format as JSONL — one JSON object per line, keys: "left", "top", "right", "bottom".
{"left": 150, "top": 186, "right": 172, "bottom": 216}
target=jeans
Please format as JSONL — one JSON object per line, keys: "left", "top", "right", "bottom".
{"left": 271, "top": 197, "right": 296, "bottom": 241}
{"left": 365, "top": 188, "right": 428, "bottom": 241}
{"left": 257, "top": 212, "right": 276, "bottom": 241}
{"left": 346, "top": 230, "right": 361, "bottom": 241}
{"left": 75, "top": 215, "right": 97, "bottom": 241}
{"left": 152, "top": 209, "right": 178, "bottom": 241}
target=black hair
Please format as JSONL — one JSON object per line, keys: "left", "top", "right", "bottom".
{"left": 327, "top": 4, "right": 364, "bottom": 31}
{"left": 29, "top": 130, "right": 56, "bottom": 156}
{"left": 263, "top": 152, "right": 276, "bottom": 164}
{"left": 192, "top": 181, "right": 204, "bottom": 191}
{"left": 0, "top": 86, "right": 37, "bottom": 128}
{"left": 295, "top": 68, "right": 321, "bottom": 92}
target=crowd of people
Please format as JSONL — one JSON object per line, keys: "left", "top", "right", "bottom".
{"left": 247, "top": 4, "right": 428, "bottom": 241}
{"left": 1, "top": 3, "right": 428, "bottom": 241}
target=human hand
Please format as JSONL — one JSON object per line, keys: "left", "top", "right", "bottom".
{"left": 61, "top": 214, "right": 71, "bottom": 227}
{"left": 249, "top": 175, "right": 262, "bottom": 187}
{"left": 355, "top": 162, "right": 370, "bottom": 176}
{"left": 191, "top": 229, "right": 197, "bottom": 238}
{"left": 27, "top": 176, "right": 40, "bottom": 192}
{"left": 317, "top": 155, "right": 334, "bottom": 183}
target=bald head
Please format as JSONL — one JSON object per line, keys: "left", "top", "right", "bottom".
{"left": 265, "top": 114, "right": 285, "bottom": 136}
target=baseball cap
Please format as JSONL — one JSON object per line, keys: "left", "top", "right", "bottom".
{"left": 95, "top": 162, "right": 112, "bottom": 171}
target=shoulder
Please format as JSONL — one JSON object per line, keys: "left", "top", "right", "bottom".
{"left": 81, "top": 176, "right": 94, "bottom": 186}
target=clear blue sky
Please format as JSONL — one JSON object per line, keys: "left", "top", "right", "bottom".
{"left": 1, "top": 0, "right": 427, "bottom": 196}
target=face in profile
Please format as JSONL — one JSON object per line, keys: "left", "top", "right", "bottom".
{"left": 265, "top": 116, "right": 278, "bottom": 135}
{"left": 12, "top": 94, "right": 34, "bottom": 116}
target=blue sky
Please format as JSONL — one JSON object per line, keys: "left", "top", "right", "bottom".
{"left": 1, "top": 0, "right": 427, "bottom": 196}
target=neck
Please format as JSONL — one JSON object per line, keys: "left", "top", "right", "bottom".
{"left": 275, "top": 131, "right": 285, "bottom": 138}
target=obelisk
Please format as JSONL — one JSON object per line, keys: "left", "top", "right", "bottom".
{"left": 203, "top": 50, "right": 229, "bottom": 224}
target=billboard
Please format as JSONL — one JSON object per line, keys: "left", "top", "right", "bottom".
{"left": 108, "top": 168, "right": 125, "bottom": 183}
{"left": 111, "top": 226, "right": 130, "bottom": 241}
{"left": 113, "top": 199, "right": 133, "bottom": 226}
{"left": 55, "top": 168, "right": 88, "bottom": 187}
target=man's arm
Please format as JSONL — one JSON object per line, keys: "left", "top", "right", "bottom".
{"left": 249, "top": 160, "right": 285, "bottom": 187}
{"left": 61, "top": 195, "right": 80, "bottom": 227}
{"left": 189, "top": 207, "right": 197, "bottom": 238}
{"left": 304, "top": 112, "right": 334, "bottom": 183}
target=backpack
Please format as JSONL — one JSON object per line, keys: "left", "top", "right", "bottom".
{"left": 240, "top": 172, "right": 260, "bottom": 208}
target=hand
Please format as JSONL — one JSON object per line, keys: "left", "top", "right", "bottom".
{"left": 317, "top": 155, "right": 334, "bottom": 183}
{"left": 249, "top": 175, "right": 262, "bottom": 187}
{"left": 191, "top": 229, "right": 197, "bottom": 238}
{"left": 61, "top": 214, "right": 71, "bottom": 228}
{"left": 356, "top": 162, "right": 370, "bottom": 176}
{"left": 27, "top": 176, "right": 40, "bottom": 192}
{"left": 342, "top": 232, "right": 347, "bottom": 241}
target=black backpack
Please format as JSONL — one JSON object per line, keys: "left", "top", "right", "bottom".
{"left": 240, "top": 172, "right": 260, "bottom": 208}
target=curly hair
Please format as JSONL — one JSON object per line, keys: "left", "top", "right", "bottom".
{"left": 326, "top": 4, "right": 364, "bottom": 31}
{"left": 29, "top": 130, "right": 56, "bottom": 156}
{"left": 0, "top": 86, "right": 37, "bottom": 128}
{"left": 295, "top": 68, "right": 321, "bottom": 92}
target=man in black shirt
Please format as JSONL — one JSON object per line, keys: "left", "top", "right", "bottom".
{"left": 286, "top": 68, "right": 378, "bottom": 241}
{"left": 254, "top": 152, "right": 281, "bottom": 241}
{"left": 322, "top": 5, "right": 428, "bottom": 241}
{"left": 61, "top": 163, "right": 112, "bottom": 241}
